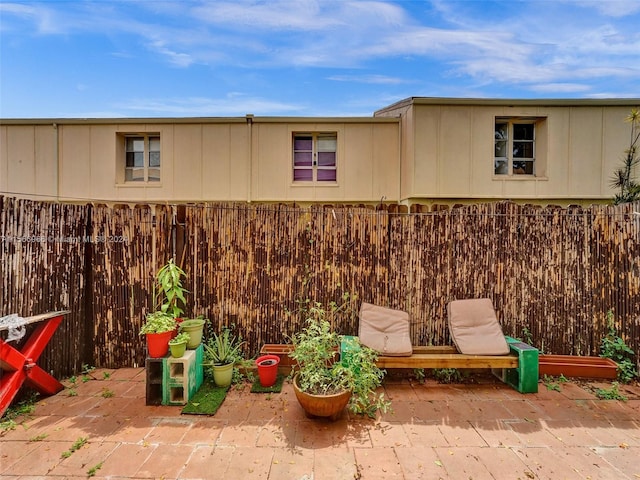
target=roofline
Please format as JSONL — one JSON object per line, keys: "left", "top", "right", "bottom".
{"left": 375, "top": 97, "right": 640, "bottom": 114}
{"left": 0, "top": 115, "right": 399, "bottom": 126}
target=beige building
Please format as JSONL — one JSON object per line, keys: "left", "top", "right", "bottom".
{"left": 1, "top": 98, "right": 638, "bottom": 206}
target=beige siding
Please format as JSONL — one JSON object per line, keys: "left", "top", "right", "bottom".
{"left": 406, "top": 103, "right": 634, "bottom": 201}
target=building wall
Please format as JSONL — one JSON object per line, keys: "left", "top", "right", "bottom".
{"left": 404, "top": 103, "right": 632, "bottom": 202}
{"left": 2, "top": 99, "right": 637, "bottom": 205}
{"left": 0, "top": 118, "right": 400, "bottom": 204}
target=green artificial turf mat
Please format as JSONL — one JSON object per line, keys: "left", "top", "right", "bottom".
{"left": 182, "top": 379, "right": 229, "bottom": 415}
{"left": 251, "top": 374, "right": 285, "bottom": 393}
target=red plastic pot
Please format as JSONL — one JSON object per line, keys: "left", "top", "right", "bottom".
{"left": 146, "top": 331, "right": 173, "bottom": 358}
{"left": 256, "top": 354, "right": 280, "bottom": 387}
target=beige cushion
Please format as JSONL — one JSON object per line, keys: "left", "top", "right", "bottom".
{"left": 358, "top": 302, "right": 412, "bottom": 356}
{"left": 448, "top": 299, "right": 510, "bottom": 355}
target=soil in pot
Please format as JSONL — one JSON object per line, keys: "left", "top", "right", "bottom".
{"left": 255, "top": 354, "right": 280, "bottom": 387}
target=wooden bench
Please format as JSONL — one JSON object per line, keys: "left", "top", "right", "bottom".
{"left": 342, "top": 336, "right": 539, "bottom": 393}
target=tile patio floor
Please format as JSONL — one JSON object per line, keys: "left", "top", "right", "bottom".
{"left": 1, "top": 368, "right": 639, "bottom": 479}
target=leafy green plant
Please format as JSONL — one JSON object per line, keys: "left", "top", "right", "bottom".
{"left": 596, "top": 382, "right": 628, "bottom": 401}
{"left": 433, "top": 368, "right": 466, "bottom": 384}
{"left": 61, "top": 437, "right": 87, "bottom": 458}
{"left": 155, "top": 258, "right": 189, "bottom": 317}
{"left": 87, "top": 462, "right": 103, "bottom": 477}
{"left": 611, "top": 108, "right": 640, "bottom": 204}
{"left": 289, "top": 303, "right": 390, "bottom": 418}
{"left": 169, "top": 331, "right": 190, "bottom": 345}
{"left": 413, "top": 368, "right": 427, "bottom": 384}
{"left": 0, "top": 395, "right": 37, "bottom": 432}
{"left": 103, "top": 372, "right": 111, "bottom": 380}
{"left": 203, "top": 327, "right": 245, "bottom": 366}
{"left": 543, "top": 374, "right": 562, "bottom": 391}
{"left": 29, "top": 433, "right": 48, "bottom": 442}
{"left": 139, "top": 311, "right": 177, "bottom": 335}
{"left": 600, "top": 310, "right": 638, "bottom": 383}
{"left": 101, "top": 388, "right": 114, "bottom": 398}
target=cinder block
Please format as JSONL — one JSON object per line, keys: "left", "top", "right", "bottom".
{"left": 162, "top": 344, "right": 204, "bottom": 405}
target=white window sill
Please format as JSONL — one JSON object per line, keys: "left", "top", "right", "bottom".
{"left": 116, "top": 182, "right": 163, "bottom": 188}
{"left": 492, "top": 175, "right": 548, "bottom": 181}
{"left": 291, "top": 182, "right": 339, "bottom": 187}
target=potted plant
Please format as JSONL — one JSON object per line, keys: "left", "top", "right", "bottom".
{"left": 139, "top": 311, "right": 177, "bottom": 358}
{"left": 179, "top": 315, "right": 207, "bottom": 349}
{"left": 155, "top": 258, "right": 188, "bottom": 319}
{"left": 168, "top": 331, "right": 190, "bottom": 358}
{"left": 203, "top": 327, "right": 245, "bottom": 387}
{"left": 289, "top": 303, "right": 390, "bottom": 420}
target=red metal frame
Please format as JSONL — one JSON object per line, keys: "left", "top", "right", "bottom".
{"left": 0, "top": 312, "right": 68, "bottom": 416}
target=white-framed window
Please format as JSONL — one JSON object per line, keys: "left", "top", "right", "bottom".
{"left": 293, "top": 133, "right": 337, "bottom": 182}
{"left": 125, "top": 134, "right": 160, "bottom": 182}
{"left": 494, "top": 120, "right": 535, "bottom": 176}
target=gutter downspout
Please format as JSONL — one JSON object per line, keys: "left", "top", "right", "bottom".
{"left": 246, "top": 114, "right": 254, "bottom": 203}
{"left": 53, "top": 123, "right": 60, "bottom": 201}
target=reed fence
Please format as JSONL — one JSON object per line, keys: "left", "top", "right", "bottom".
{"left": 1, "top": 196, "right": 638, "bottom": 379}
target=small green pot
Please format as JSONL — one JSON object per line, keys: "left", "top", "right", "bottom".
{"left": 212, "top": 362, "right": 234, "bottom": 387}
{"left": 179, "top": 318, "right": 206, "bottom": 349}
{"left": 169, "top": 340, "right": 188, "bottom": 358}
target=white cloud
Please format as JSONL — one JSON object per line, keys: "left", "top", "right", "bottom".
{"left": 327, "top": 74, "right": 411, "bottom": 85}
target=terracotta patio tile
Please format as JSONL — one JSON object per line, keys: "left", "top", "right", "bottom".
{"left": 379, "top": 400, "right": 419, "bottom": 422}
{"left": 226, "top": 446, "right": 274, "bottom": 479}
{"left": 393, "top": 445, "right": 443, "bottom": 479}
{"left": 32, "top": 394, "right": 100, "bottom": 417}
{"left": 409, "top": 399, "right": 453, "bottom": 422}
{"left": 95, "top": 443, "right": 156, "bottom": 477}
{"left": 353, "top": 447, "right": 403, "bottom": 479}
{"left": 144, "top": 417, "right": 192, "bottom": 445}
{"left": 294, "top": 418, "right": 353, "bottom": 449}
{"left": 593, "top": 445, "right": 640, "bottom": 478}
{"left": 108, "top": 367, "right": 145, "bottom": 381}
{"left": 367, "top": 421, "right": 411, "bottom": 447}
{"left": 383, "top": 383, "right": 420, "bottom": 401}
{"left": 402, "top": 421, "right": 449, "bottom": 447}
{"left": 454, "top": 445, "right": 533, "bottom": 479}
{"left": 179, "top": 418, "right": 225, "bottom": 446}
{"left": 135, "top": 443, "right": 193, "bottom": 478}
{"left": 585, "top": 420, "right": 640, "bottom": 447}
{"left": 433, "top": 446, "right": 494, "bottom": 479}
{"left": 85, "top": 396, "right": 138, "bottom": 418}
{"left": 255, "top": 421, "right": 297, "bottom": 448}
{"left": 269, "top": 447, "right": 314, "bottom": 479}
{"left": 472, "top": 420, "right": 529, "bottom": 447}
{"left": 178, "top": 444, "right": 228, "bottom": 479}
{"left": 2, "top": 440, "right": 68, "bottom": 476}
{"left": 216, "top": 422, "right": 262, "bottom": 447}
{"left": 0, "top": 440, "right": 39, "bottom": 474}
{"left": 502, "top": 398, "right": 549, "bottom": 420}
{"left": 102, "top": 415, "right": 157, "bottom": 443}
{"left": 506, "top": 419, "right": 566, "bottom": 448}
{"left": 0, "top": 414, "right": 64, "bottom": 441}
{"left": 559, "top": 382, "right": 598, "bottom": 400}
{"left": 48, "top": 440, "right": 118, "bottom": 478}
{"left": 542, "top": 419, "right": 601, "bottom": 447}
{"left": 437, "top": 420, "right": 489, "bottom": 447}
{"left": 312, "top": 446, "right": 359, "bottom": 478}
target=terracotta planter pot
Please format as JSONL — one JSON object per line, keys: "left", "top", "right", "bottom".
{"left": 146, "top": 331, "right": 173, "bottom": 358}
{"left": 538, "top": 355, "right": 618, "bottom": 379}
{"left": 292, "top": 374, "right": 351, "bottom": 421}
{"left": 256, "top": 355, "right": 280, "bottom": 387}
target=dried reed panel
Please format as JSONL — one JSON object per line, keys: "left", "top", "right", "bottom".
{"left": 0, "top": 196, "right": 89, "bottom": 377}
{"left": 90, "top": 204, "right": 172, "bottom": 368}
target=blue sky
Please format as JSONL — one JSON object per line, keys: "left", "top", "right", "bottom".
{"left": 1, "top": 0, "right": 639, "bottom": 118}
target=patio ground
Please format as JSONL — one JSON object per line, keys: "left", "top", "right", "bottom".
{"left": 1, "top": 368, "right": 639, "bottom": 479}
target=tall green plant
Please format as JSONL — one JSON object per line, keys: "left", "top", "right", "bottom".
{"left": 611, "top": 108, "right": 640, "bottom": 204}
{"left": 155, "top": 258, "right": 188, "bottom": 317}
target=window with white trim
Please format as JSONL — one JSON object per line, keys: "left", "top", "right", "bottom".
{"left": 293, "top": 133, "right": 337, "bottom": 182}
{"left": 494, "top": 120, "right": 535, "bottom": 176}
{"left": 125, "top": 134, "right": 160, "bottom": 182}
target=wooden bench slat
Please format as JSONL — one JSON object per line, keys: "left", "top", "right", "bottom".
{"left": 375, "top": 353, "right": 519, "bottom": 369}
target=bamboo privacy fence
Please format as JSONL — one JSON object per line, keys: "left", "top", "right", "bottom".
{"left": 1, "top": 196, "right": 638, "bottom": 376}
